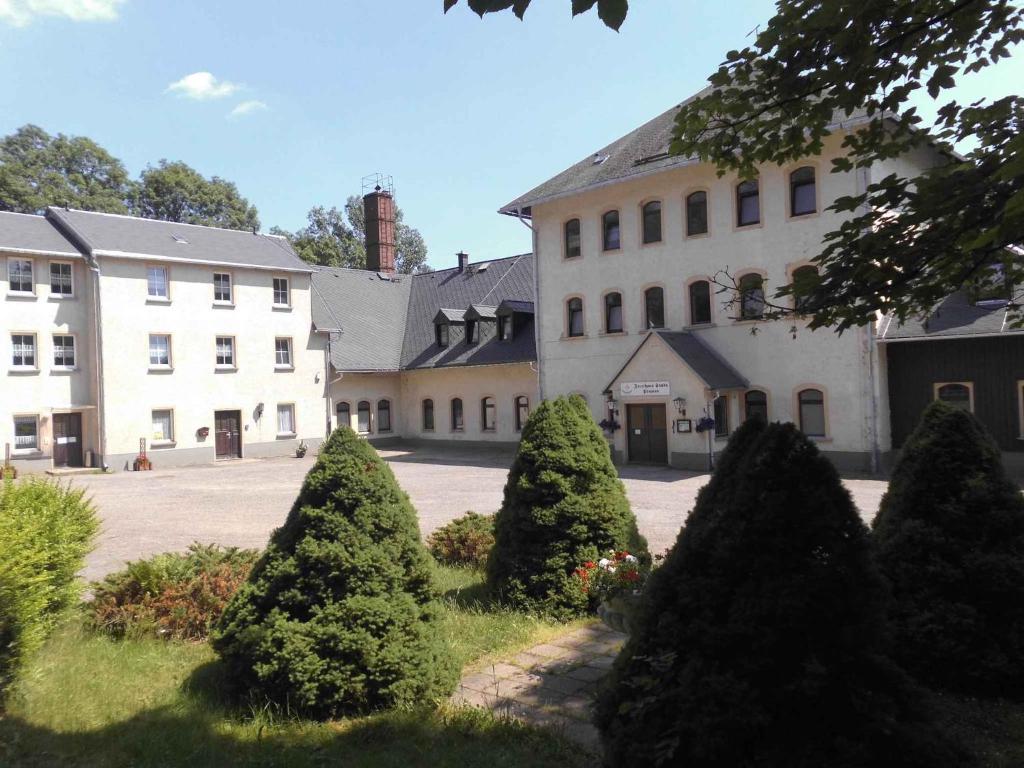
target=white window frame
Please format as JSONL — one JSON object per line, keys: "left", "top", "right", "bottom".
{"left": 213, "top": 272, "right": 233, "bottom": 305}
{"left": 377, "top": 399, "right": 392, "bottom": 433}
{"left": 215, "top": 336, "right": 236, "bottom": 369}
{"left": 357, "top": 400, "right": 372, "bottom": 434}
{"left": 12, "top": 414, "right": 40, "bottom": 453}
{"left": 48, "top": 261, "right": 74, "bottom": 298}
{"left": 276, "top": 403, "right": 296, "bottom": 437}
{"left": 272, "top": 276, "right": 291, "bottom": 308}
{"left": 274, "top": 337, "right": 293, "bottom": 369}
{"left": 933, "top": 381, "right": 975, "bottom": 413}
{"left": 147, "top": 265, "right": 170, "bottom": 301}
{"left": 151, "top": 408, "right": 175, "bottom": 445}
{"left": 52, "top": 333, "right": 76, "bottom": 370}
{"left": 10, "top": 332, "right": 38, "bottom": 371}
{"left": 7, "top": 257, "right": 34, "bottom": 295}
{"left": 149, "top": 334, "right": 172, "bottom": 369}
{"left": 481, "top": 396, "right": 497, "bottom": 432}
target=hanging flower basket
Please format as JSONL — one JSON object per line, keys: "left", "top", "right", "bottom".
{"left": 695, "top": 416, "right": 716, "bottom": 433}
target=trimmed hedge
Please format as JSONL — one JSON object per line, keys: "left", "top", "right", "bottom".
{"left": 873, "top": 401, "right": 1024, "bottom": 696}
{"left": 487, "top": 395, "right": 647, "bottom": 619}
{"left": 213, "top": 427, "right": 456, "bottom": 718}
{"left": 595, "top": 421, "right": 957, "bottom": 767}
{"left": 1, "top": 478, "right": 98, "bottom": 697}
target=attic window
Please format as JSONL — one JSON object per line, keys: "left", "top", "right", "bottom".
{"left": 477, "top": 263, "right": 489, "bottom": 272}
{"left": 466, "top": 319, "right": 478, "bottom": 345}
{"left": 170, "top": 234, "right": 189, "bottom": 244}
{"left": 436, "top": 324, "right": 449, "bottom": 348}
{"left": 498, "top": 314, "right": 513, "bottom": 341}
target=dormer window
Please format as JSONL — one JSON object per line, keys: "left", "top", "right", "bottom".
{"left": 436, "top": 323, "right": 450, "bottom": 348}
{"left": 499, "top": 314, "right": 513, "bottom": 341}
{"left": 466, "top": 319, "right": 478, "bottom": 345}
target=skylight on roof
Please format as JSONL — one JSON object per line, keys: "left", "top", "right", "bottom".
{"left": 592, "top": 153, "right": 609, "bottom": 165}
{"left": 170, "top": 234, "right": 189, "bottom": 244}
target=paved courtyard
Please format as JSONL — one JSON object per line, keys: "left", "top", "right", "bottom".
{"left": 69, "top": 444, "right": 888, "bottom": 581}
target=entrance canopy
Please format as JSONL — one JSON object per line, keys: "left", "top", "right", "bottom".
{"left": 603, "top": 331, "right": 748, "bottom": 397}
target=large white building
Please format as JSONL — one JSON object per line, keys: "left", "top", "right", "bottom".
{"left": 1, "top": 208, "right": 326, "bottom": 472}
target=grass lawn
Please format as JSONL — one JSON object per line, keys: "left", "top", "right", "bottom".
{"left": 0, "top": 567, "right": 590, "bottom": 768}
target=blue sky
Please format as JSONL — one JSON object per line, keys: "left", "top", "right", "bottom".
{"left": 0, "top": 0, "right": 1020, "bottom": 270}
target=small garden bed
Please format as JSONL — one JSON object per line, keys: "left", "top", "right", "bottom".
{"left": 0, "top": 567, "right": 590, "bottom": 768}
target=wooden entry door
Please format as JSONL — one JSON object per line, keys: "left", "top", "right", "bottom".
{"left": 626, "top": 404, "right": 668, "bottom": 464}
{"left": 53, "top": 413, "right": 83, "bottom": 467}
{"left": 214, "top": 410, "right": 242, "bottom": 459}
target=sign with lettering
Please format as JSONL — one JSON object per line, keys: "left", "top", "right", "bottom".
{"left": 620, "top": 381, "right": 670, "bottom": 398}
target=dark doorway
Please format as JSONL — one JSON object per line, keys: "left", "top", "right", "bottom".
{"left": 52, "top": 412, "right": 83, "bottom": 468}
{"left": 214, "top": 410, "right": 242, "bottom": 459}
{"left": 626, "top": 404, "right": 668, "bottom": 464}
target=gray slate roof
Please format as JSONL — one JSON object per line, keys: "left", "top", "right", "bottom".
{"left": 47, "top": 207, "right": 310, "bottom": 272}
{"left": 312, "top": 267, "right": 412, "bottom": 371}
{"left": 500, "top": 91, "right": 871, "bottom": 215}
{"left": 605, "top": 330, "right": 748, "bottom": 393}
{"left": 878, "top": 292, "right": 1023, "bottom": 341}
{"left": 0, "top": 211, "right": 82, "bottom": 257}
{"left": 312, "top": 254, "right": 536, "bottom": 372}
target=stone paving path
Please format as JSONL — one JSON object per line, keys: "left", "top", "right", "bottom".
{"left": 450, "top": 623, "right": 625, "bottom": 752}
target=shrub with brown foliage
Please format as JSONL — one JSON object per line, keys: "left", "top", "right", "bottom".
{"left": 427, "top": 511, "right": 495, "bottom": 569}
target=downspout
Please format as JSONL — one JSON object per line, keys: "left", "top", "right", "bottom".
{"left": 514, "top": 207, "right": 542, "bottom": 401}
{"left": 324, "top": 333, "right": 333, "bottom": 438}
{"left": 88, "top": 257, "right": 108, "bottom": 470}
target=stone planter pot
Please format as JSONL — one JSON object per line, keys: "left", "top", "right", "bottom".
{"left": 597, "top": 592, "right": 642, "bottom": 635}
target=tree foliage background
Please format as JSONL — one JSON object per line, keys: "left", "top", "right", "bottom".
{"left": 446, "top": 0, "right": 1024, "bottom": 330}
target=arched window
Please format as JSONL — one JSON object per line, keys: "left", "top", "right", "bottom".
{"left": 689, "top": 280, "right": 711, "bottom": 325}
{"left": 481, "top": 397, "right": 496, "bottom": 432}
{"left": 798, "top": 388, "right": 826, "bottom": 437}
{"left": 567, "top": 297, "right": 584, "bottom": 337}
{"left": 422, "top": 399, "right": 434, "bottom": 431}
{"left": 738, "top": 273, "right": 765, "bottom": 319}
{"left": 644, "top": 286, "right": 665, "bottom": 329}
{"left": 713, "top": 394, "right": 730, "bottom": 437}
{"left": 790, "top": 166, "right": 816, "bottom": 216}
{"left": 336, "top": 401, "right": 351, "bottom": 429}
{"left": 744, "top": 390, "right": 768, "bottom": 422}
{"left": 564, "top": 218, "right": 581, "bottom": 258}
{"left": 605, "top": 292, "right": 623, "bottom": 333}
{"left": 377, "top": 399, "right": 391, "bottom": 433}
{"left": 736, "top": 179, "right": 760, "bottom": 226}
{"left": 450, "top": 398, "right": 464, "bottom": 431}
{"left": 642, "top": 201, "right": 662, "bottom": 244}
{"left": 686, "top": 191, "right": 708, "bottom": 236}
{"left": 791, "top": 265, "right": 819, "bottom": 313}
{"left": 357, "top": 400, "right": 371, "bottom": 433}
{"left": 436, "top": 323, "right": 449, "bottom": 348}
{"left": 602, "top": 210, "right": 620, "bottom": 251}
{"left": 935, "top": 382, "right": 973, "bottom": 412}
{"left": 514, "top": 396, "right": 529, "bottom": 432}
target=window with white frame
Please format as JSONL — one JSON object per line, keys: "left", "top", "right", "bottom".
{"left": 273, "top": 277, "right": 290, "bottom": 306}
{"left": 714, "top": 395, "right": 730, "bottom": 438}
{"left": 13, "top": 415, "right": 38, "bottom": 450}
{"left": 277, "top": 403, "right": 296, "bottom": 435}
{"left": 52, "top": 334, "right": 75, "bottom": 368}
{"left": 216, "top": 336, "right": 235, "bottom": 367}
{"left": 147, "top": 266, "right": 169, "bottom": 299}
{"left": 798, "top": 388, "right": 827, "bottom": 436}
{"left": 934, "top": 382, "right": 973, "bottom": 412}
{"left": 357, "top": 401, "right": 371, "bottom": 433}
{"left": 515, "top": 395, "right": 530, "bottom": 432}
{"left": 7, "top": 258, "right": 33, "bottom": 293}
{"left": 336, "top": 401, "right": 351, "bottom": 429}
{"left": 49, "top": 262, "right": 73, "bottom": 296}
{"left": 152, "top": 409, "right": 174, "bottom": 442}
{"left": 481, "top": 397, "right": 496, "bottom": 432}
{"left": 378, "top": 400, "right": 392, "bottom": 432}
{"left": 149, "top": 334, "right": 171, "bottom": 367}
{"left": 274, "top": 337, "right": 293, "bottom": 368}
{"left": 11, "top": 333, "right": 36, "bottom": 368}
{"left": 213, "top": 272, "right": 232, "bottom": 303}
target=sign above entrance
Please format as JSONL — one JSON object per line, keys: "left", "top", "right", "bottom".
{"left": 620, "top": 381, "right": 670, "bottom": 398}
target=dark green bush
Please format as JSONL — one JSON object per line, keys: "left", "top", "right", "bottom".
{"left": 487, "top": 395, "right": 647, "bottom": 619}
{"left": 427, "top": 511, "right": 494, "bottom": 568}
{"left": 595, "top": 421, "right": 957, "bottom": 768}
{"left": 0, "top": 478, "right": 98, "bottom": 697}
{"left": 873, "top": 401, "right": 1024, "bottom": 696}
{"left": 212, "top": 427, "right": 456, "bottom": 718}
{"left": 88, "top": 544, "right": 259, "bottom": 640}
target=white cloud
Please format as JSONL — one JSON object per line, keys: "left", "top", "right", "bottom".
{"left": 229, "top": 100, "right": 268, "bottom": 118}
{"left": 166, "top": 72, "right": 240, "bottom": 101}
{"left": 0, "top": 0, "right": 124, "bottom": 26}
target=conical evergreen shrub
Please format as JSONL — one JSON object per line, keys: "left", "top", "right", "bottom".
{"left": 487, "top": 395, "right": 647, "bottom": 618}
{"left": 212, "top": 428, "right": 456, "bottom": 718}
{"left": 873, "top": 400, "right": 1024, "bottom": 696}
{"left": 595, "top": 421, "right": 956, "bottom": 768}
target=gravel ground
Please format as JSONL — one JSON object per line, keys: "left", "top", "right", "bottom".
{"left": 68, "top": 444, "right": 888, "bottom": 581}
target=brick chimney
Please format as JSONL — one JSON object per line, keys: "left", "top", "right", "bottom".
{"left": 364, "top": 186, "right": 396, "bottom": 274}
{"left": 457, "top": 251, "right": 469, "bottom": 273}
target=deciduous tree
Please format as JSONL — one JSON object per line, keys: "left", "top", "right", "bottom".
{"left": 131, "top": 160, "right": 260, "bottom": 231}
